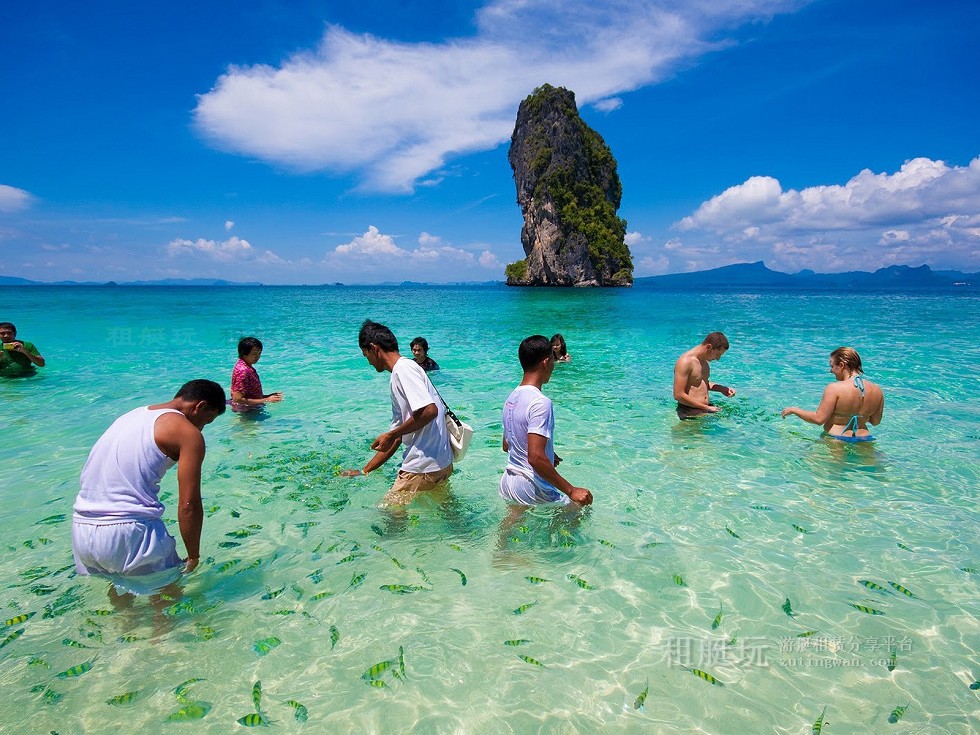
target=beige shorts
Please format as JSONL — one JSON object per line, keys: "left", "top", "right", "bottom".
{"left": 381, "top": 464, "right": 453, "bottom": 507}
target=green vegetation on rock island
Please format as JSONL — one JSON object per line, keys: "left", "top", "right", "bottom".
{"left": 507, "top": 84, "right": 632, "bottom": 287}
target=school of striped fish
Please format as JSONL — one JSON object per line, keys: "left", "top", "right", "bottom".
{"left": 2, "top": 448, "right": 974, "bottom": 730}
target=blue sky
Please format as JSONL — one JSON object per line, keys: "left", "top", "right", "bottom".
{"left": 2, "top": 0, "right": 978, "bottom": 284}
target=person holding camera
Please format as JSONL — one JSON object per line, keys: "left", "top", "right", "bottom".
{"left": 0, "top": 322, "right": 45, "bottom": 377}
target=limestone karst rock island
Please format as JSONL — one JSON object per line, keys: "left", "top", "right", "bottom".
{"left": 506, "top": 84, "right": 633, "bottom": 287}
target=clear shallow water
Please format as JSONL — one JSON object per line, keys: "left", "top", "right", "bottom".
{"left": 1, "top": 285, "right": 978, "bottom": 734}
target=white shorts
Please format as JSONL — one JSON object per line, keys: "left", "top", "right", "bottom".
{"left": 72, "top": 518, "right": 183, "bottom": 594}
{"left": 498, "top": 468, "right": 568, "bottom": 505}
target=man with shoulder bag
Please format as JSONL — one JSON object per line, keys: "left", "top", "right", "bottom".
{"left": 343, "top": 320, "right": 457, "bottom": 507}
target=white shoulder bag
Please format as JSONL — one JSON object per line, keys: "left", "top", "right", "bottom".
{"left": 436, "top": 390, "right": 474, "bottom": 462}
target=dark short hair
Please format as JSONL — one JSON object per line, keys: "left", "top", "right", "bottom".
{"left": 238, "top": 336, "right": 263, "bottom": 358}
{"left": 519, "top": 335, "right": 553, "bottom": 371}
{"left": 175, "top": 379, "right": 227, "bottom": 414}
{"left": 0, "top": 322, "right": 15, "bottom": 334}
{"left": 702, "top": 332, "right": 729, "bottom": 350}
{"left": 410, "top": 337, "right": 429, "bottom": 353}
{"left": 359, "top": 320, "right": 398, "bottom": 352}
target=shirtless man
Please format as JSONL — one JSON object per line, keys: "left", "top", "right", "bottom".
{"left": 781, "top": 346, "right": 884, "bottom": 441}
{"left": 672, "top": 332, "right": 736, "bottom": 418}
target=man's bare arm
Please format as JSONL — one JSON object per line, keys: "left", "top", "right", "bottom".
{"left": 341, "top": 403, "right": 437, "bottom": 477}
{"left": 341, "top": 439, "right": 401, "bottom": 477}
{"left": 371, "top": 403, "right": 438, "bottom": 454}
{"left": 11, "top": 342, "right": 45, "bottom": 367}
{"left": 157, "top": 414, "right": 206, "bottom": 571}
{"left": 527, "top": 433, "right": 592, "bottom": 505}
{"left": 708, "top": 381, "right": 735, "bottom": 397}
{"left": 231, "top": 389, "right": 283, "bottom": 407}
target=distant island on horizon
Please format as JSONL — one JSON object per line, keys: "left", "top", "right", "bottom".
{"left": 0, "top": 276, "right": 264, "bottom": 287}
{"left": 633, "top": 261, "right": 977, "bottom": 290}
{"left": 1, "top": 262, "right": 976, "bottom": 290}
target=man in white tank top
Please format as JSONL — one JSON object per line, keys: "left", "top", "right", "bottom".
{"left": 72, "top": 379, "right": 226, "bottom": 595}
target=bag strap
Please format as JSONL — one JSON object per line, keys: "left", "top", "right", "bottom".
{"left": 431, "top": 384, "right": 463, "bottom": 428}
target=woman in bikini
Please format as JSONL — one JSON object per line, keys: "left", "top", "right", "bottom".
{"left": 781, "top": 347, "right": 884, "bottom": 441}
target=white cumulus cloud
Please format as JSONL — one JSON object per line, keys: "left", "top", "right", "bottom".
{"left": 194, "top": 0, "right": 805, "bottom": 192}
{"left": 167, "top": 235, "right": 285, "bottom": 264}
{"left": 879, "top": 229, "right": 909, "bottom": 244}
{"left": 0, "top": 184, "right": 35, "bottom": 213}
{"left": 225, "top": 220, "right": 235, "bottom": 231}
{"left": 593, "top": 97, "right": 623, "bottom": 113}
{"left": 480, "top": 250, "right": 501, "bottom": 268}
{"left": 670, "top": 155, "right": 980, "bottom": 272}
{"left": 639, "top": 255, "right": 670, "bottom": 272}
{"left": 624, "top": 230, "right": 650, "bottom": 246}
{"left": 329, "top": 226, "right": 502, "bottom": 272}
{"left": 334, "top": 226, "right": 404, "bottom": 256}
{"left": 414, "top": 232, "right": 477, "bottom": 262}
{"left": 679, "top": 157, "right": 980, "bottom": 233}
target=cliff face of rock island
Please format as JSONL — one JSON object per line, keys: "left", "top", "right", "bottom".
{"left": 506, "top": 84, "right": 633, "bottom": 287}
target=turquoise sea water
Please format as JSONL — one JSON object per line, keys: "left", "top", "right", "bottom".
{"left": 1, "top": 285, "right": 978, "bottom": 734}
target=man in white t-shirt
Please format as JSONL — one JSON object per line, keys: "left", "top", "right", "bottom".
{"left": 343, "top": 320, "right": 453, "bottom": 506}
{"left": 500, "top": 335, "right": 592, "bottom": 507}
